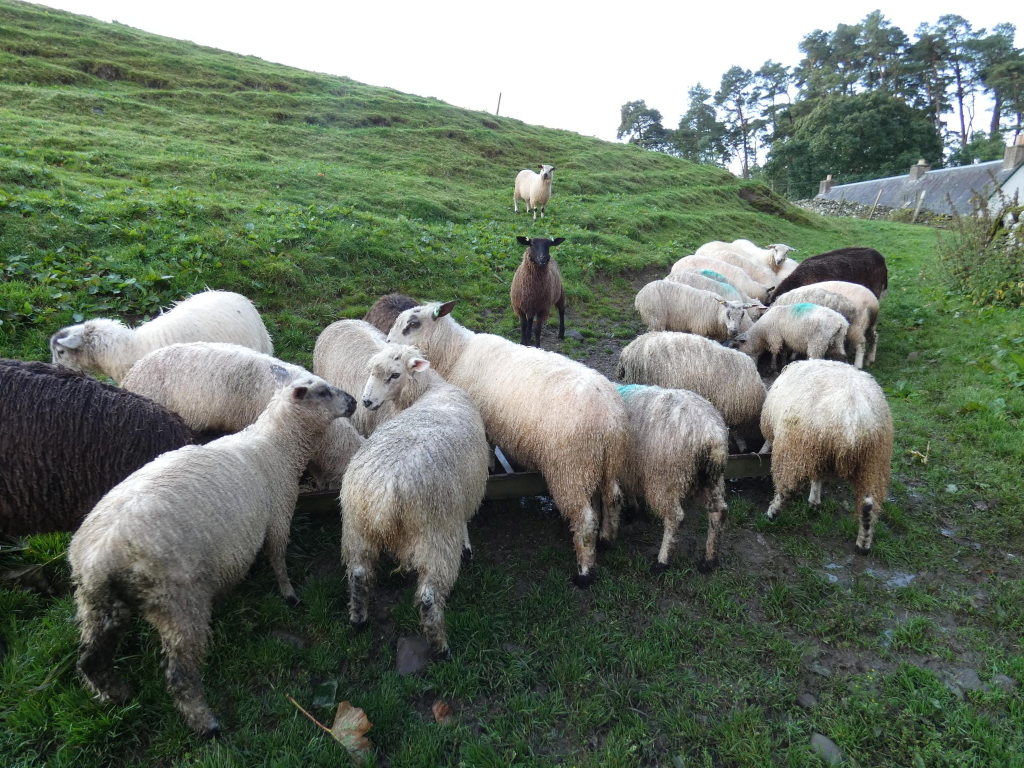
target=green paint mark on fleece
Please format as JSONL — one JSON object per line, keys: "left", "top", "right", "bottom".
{"left": 617, "top": 384, "right": 646, "bottom": 400}
{"left": 697, "top": 269, "right": 729, "bottom": 283}
{"left": 790, "top": 302, "right": 817, "bottom": 316}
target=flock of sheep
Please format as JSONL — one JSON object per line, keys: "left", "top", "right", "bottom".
{"left": 0, "top": 165, "right": 895, "bottom": 738}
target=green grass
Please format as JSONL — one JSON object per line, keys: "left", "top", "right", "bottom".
{"left": 2, "top": 1, "right": 1024, "bottom": 766}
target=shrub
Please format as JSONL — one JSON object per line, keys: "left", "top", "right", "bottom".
{"left": 938, "top": 204, "right": 1024, "bottom": 308}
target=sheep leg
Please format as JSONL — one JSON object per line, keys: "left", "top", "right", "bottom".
{"left": 758, "top": 439, "right": 772, "bottom": 455}
{"left": 555, "top": 297, "right": 565, "bottom": 340}
{"left": 519, "top": 316, "right": 532, "bottom": 346}
{"left": 654, "top": 498, "right": 684, "bottom": 572}
{"left": 76, "top": 586, "right": 133, "bottom": 703}
{"left": 569, "top": 502, "right": 599, "bottom": 588}
{"left": 532, "top": 314, "right": 544, "bottom": 347}
{"left": 854, "top": 493, "right": 879, "bottom": 555}
{"left": 698, "top": 477, "right": 728, "bottom": 573}
{"left": 147, "top": 597, "right": 219, "bottom": 738}
{"left": 765, "top": 486, "right": 793, "bottom": 521}
{"left": 867, "top": 328, "right": 879, "bottom": 367}
{"left": 853, "top": 340, "right": 866, "bottom": 369}
{"left": 461, "top": 522, "right": 473, "bottom": 563}
{"left": 263, "top": 513, "right": 298, "bottom": 605}
{"left": 598, "top": 481, "right": 622, "bottom": 544}
{"left": 808, "top": 479, "right": 823, "bottom": 506}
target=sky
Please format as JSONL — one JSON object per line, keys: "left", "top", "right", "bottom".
{"left": 31, "top": 0, "right": 1023, "bottom": 146}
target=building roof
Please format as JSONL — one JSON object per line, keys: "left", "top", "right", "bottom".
{"left": 816, "top": 160, "right": 1017, "bottom": 216}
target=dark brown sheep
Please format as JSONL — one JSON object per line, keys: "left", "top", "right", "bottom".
{"left": 0, "top": 359, "right": 197, "bottom": 537}
{"left": 363, "top": 293, "right": 418, "bottom": 334}
{"left": 769, "top": 247, "right": 888, "bottom": 303}
{"left": 510, "top": 236, "right": 565, "bottom": 346}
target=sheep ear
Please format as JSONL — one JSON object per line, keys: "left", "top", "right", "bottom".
{"left": 433, "top": 301, "right": 457, "bottom": 319}
{"left": 269, "top": 364, "right": 293, "bottom": 385}
{"left": 408, "top": 357, "right": 431, "bottom": 373}
{"left": 56, "top": 331, "right": 83, "bottom": 350}
{"left": 291, "top": 385, "right": 309, "bottom": 400}
{"left": 551, "top": 237, "right": 565, "bottom": 246}
{"left": 516, "top": 236, "right": 531, "bottom": 246}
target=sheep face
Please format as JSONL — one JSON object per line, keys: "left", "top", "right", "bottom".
{"left": 361, "top": 346, "right": 430, "bottom": 411}
{"left": 389, "top": 301, "right": 456, "bottom": 346}
{"left": 720, "top": 301, "right": 757, "bottom": 339}
{"left": 769, "top": 244, "right": 795, "bottom": 267}
{"left": 289, "top": 376, "right": 357, "bottom": 420}
{"left": 539, "top": 164, "right": 555, "bottom": 181}
{"left": 516, "top": 236, "right": 565, "bottom": 267}
{"left": 49, "top": 322, "right": 107, "bottom": 373}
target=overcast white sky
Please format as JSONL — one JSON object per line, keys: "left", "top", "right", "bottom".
{"left": 33, "top": 0, "right": 1022, "bottom": 145}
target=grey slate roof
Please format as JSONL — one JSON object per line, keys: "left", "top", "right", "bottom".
{"left": 816, "top": 160, "right": 1016, "bottom": 215}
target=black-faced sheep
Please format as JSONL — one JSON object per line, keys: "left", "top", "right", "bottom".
{"left": 616, "top": 332, "right": 766, "bottom": 452}
{"left": 769, "top": 247, "right": 888, "bottom": 303}
{"left": 731, "top": 303, "right": 849, "bottom": 373}
{"left": 69, "top": 374, "right": 356, "bottom": 738}
{"left": 341, "top": 344, "right": 489, "bottom": 658}
{"left": 121, "top": 342, "right": 364, "bottom": 489}
{"left": 513, "top": 164, "right": 555, "bottom": 220}
{"left": 313, "top": 319, "right": 393, "bottom": 437}
{"left": 363, "top": 293, "right": 419, "bottom": 335}
{"left": 49, "top": 290, "right": 273, "bottom": 384}
{"left": 388, "top": 301, "right": 627, "bottom": 587}
{"left": 635, "top": 280, "right": 754, "bottom": 341}
{"left": 0, "top": 358, "right": 196, "bottom": 537}
{"left": 510, "top": 236, "right": 566, "bottom": 346}
{"left": 760, "top": 360, "right": 893, "bottom": 554}
{"left": 616, "top": 384, "right": 729, "bottom": 571}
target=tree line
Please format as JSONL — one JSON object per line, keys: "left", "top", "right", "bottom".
{"left": 617, "top": 12, "right": 1023, "bottom": 199}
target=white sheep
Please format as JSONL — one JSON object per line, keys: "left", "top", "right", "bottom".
{"left": 388, "top": 301, "right": 627, "bottom": 587}
{"left": 664, "top": 269, "right": 747, "bottom": 302}
{"left": 669, "top": 255, "right": 770, "bottom": 303}
{"left": 616, "top": 384, "right": 729, "bottom": 571}
{"left": 313, "top": 319, "right": 394, "bottom": 437}
{"left": 69, "top": 373, "right": 356, "bottom": 737}
{"left": 616, "top": 331, "right": 767, "bottom": 452}
{"left": 50, "top": 290, "right": 273, "bottom": 384}
{"left": 810, "top": 280, "right": 881, "bottom": 367}
{"left": 513, "top": 164, "right": 555, "bottom": 221}
{"left": 771, "top": 285, "right": 870, "bottom": 369}
{"left": 634, "top": 280, "right": 754, "bottom": 342}
{"left": 728, "top": 240, "right": 796, "bottom": 271}
{"left": 341, "top": 344, "right": 489, "bottom": 658}
{"left": 760, "top": 360, "right": 893, "bottom": 554}
{"left": 121, "top": 342, "right": 364, "bottom": 489}
{"left": 731, "top": 303, "right": 849, "bottom": 373}
{"left": 690, "top": 243, "right": 778, "bottom": 286}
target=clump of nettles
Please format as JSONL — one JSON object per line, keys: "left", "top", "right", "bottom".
{"left": 939, "top": 203, "right": 1024, "bottom": 308}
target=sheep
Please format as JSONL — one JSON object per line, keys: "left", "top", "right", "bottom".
{"left": 769, "top": 247, "right": 888, "bottom": 302}
{"left": 665, "top": 269, "right": 746, "bottom": 302}
{"left": 616, "top": 384, "right": 729, "bottom": 571}
{"left": 691, "top": 243, "right": 778, "bottom": 286}
{"left": 634, "top": 280, "right": 754, "bottom": 341}
{"left": 388, "top": 301, "right": 627, "bottom": 586}
{"left": 759, "top": 360, "right": 893, "bottom": 554}
{"left": 121, "top": 342, "right": 364, "bottom": 489}
{"left": 771, "top": 285, "right": 871, "bottom": 369}
{"left": 812, "top": 280, "right": 881, "bottom": 367}
{"left": 49, "top": 290, "right": 273, "bottom": 384}
{"left": 341, "top": 344, "right": 489, "bottom": 658}
{"left": 0, "top": 358, "right": 197, "bottom": 537}
{"left": 363, "top": 293, "right": 418, "bottom": 335}
{"left": 616, "top": 332, "right": 766, "bottom": 452}
{"left": 513, "top": 164, "right": 555, "bottom": 220}
{"left": 669, "top": 255, "right": 771, "bottom": 303}
{"left": 730, "top": 303, "right": 849, "bottom": 373}
{"left": 69, "top": 373, "right": 356, "bottom": 738}
{"left": 313, "top": 319, "right": 394, "bottom": 437}
{"left": 510, "top": 236, "right": 566, "bottom": 346}
{"left": 728, "top": 240, "right": 796, "bottom": 271}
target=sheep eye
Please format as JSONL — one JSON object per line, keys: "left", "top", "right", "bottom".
{"left": 387, "top": 372, "right": 400, "bottom": 381}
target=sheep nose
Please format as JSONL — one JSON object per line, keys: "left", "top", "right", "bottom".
{"left": 361, "top": 397, "right": 378, "bottom": 411}
{"left": 342, "top": 394, "right": 356, "bottom": 416}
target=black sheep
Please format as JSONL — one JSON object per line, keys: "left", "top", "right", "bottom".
{"left": 0, "top": 359, "right": 196, "bottom": 537}
{"left": 769, "top": 247, "right": 888, "bottom": 303}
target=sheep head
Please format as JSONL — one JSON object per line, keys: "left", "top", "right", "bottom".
{"left": 516, "top": 236, "right": 565, "bottom": 266}
{"left": 361, "top": 344, "right": 431, "bottom": 411}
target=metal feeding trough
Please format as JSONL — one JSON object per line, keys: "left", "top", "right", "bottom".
{"left": 298, "top": 446, "right": 772, "bottom": 511}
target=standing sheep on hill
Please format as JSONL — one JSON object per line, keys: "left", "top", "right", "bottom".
{"left": 69, "top": 373, "right": 356, "bottom": 737}
{"left": 760, "top": 360, "right": 893, "bottom": 554}
{"left": 342, "top": 344, "right": 489, "bottom": 658}
{"left": 0, "top": 359, "right": 197, "bottom": 537}
{"left": 513, "top": 164, "right": 555, "bottom": 221}
{"left": 616, "top": 384, "right": 729, "bottom": 571}
{"left": 49, "top": 290, "right": 273, "bottom": 384}
{"left": 363, "top": 293, "right": 419, "bottom": 334}
{"left": 121, "top": 342, "right": 364, "bottom": 489}
{"left": 510, "top": 236, "right": 566, "bottom": 346}
{"left": 388, "top": 301, "right": 627, "bottom": 586}
{"left": 616, "top": 332, "right": 766, "bottom": 452}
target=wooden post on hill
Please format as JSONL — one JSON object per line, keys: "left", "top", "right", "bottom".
{"left": 496, "top": 92, "right": 502, "bottom": 116}
{"left": 912, "top": 190, "right": 926, "bottom": 223}
{"left": 868, "top": 188, "right": 883, "bottom": 219}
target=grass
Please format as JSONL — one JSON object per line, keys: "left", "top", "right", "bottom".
{"left": 2, "top": 1, "right": 1024, "bottom": 766}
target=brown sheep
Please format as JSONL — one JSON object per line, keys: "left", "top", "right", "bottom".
{"left": 510, "top": 236, "right": 566, "bottom": 346}
{"left": 363, "top": 293, "right": 418, "bottom": 335}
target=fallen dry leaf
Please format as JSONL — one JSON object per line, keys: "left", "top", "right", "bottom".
{"left": 331, "top": 701, "right": 373, "bottom": 759}
{"left": 432, "top": 699, "right": 451, "bottom": 723}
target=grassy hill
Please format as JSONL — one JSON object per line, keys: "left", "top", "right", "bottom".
{"left": 2, "top": 1, "right": 1023, "bottom": 766}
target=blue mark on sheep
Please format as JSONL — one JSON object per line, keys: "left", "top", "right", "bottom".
{"left": 616, "top": 384, "right": 646, "bottom": 400}
{"left": 790, "top": 302, "right": 817, "bottom": 316}
{"left": 697, "top": 269, "right": 730, "bottom": 283}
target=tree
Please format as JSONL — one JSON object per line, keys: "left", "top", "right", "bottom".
{"left": 616, "top": 100, "right": 669, "bottom": 151}
{"left": 971, "top": 23, "right": 1020, "bottom": 135}
{"left": 988, "top": 57, "right": 1024, "bottom": 138}
{"left": 764, "top": 91, "right": 943, "bottom": 199}
{"left": 907, "top": 23, "right": 953, "bottom": 133}
{"left": 715, "top": 67, "right": 765, "bottom": 178}
{"left": 933, "top": 15, "right": 984, "bottom": 149}
{"left": 793, "top": 23, "right": 863, "bottom": 100}
{"left": 857, "top": 11, "right": 911, "bottom": 95}
{"left": 753, "top": 60, "right": 791, "bottom": 140}
{"left": 672, "top": 84, "right": 727, "bottom": 165}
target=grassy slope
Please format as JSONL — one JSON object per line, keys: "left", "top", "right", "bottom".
{"left": 2, "top": 2, "right": 1023, "bottom": 766}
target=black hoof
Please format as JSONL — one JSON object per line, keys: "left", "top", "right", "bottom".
{"left": 573, "top": 571, "right": 596, "bottom": 589}
{"left": 201, "top": 721, "right": 222, "bottom": 740}
{"left": 461, "top": 546, "right": 473, "bottom": 563}
{"left": 285, "top": 593, "right": 300, "bottom": 607}
{"left": 433, "top": 646, "right": 453, "bottom": 662}
{"left": 351, "top": 619, "right": 369, "bottom": 633}
{"left": 697, "top": 557, "right": 719, "bottom": 574}
{"left": 596, "top": 538, "right": 612, "bottom": 553}
{"left": 651, "top": 561, "right": 670, "bottom": 576}
{"left": 854, "top": 544, "right": 871, "bottom": 556}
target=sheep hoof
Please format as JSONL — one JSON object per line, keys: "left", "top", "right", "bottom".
{"left": 351, "top": 619, "right": 369, "bottom": 633}
{"left": 596, "top": 538, "right": 612, "bottom": 553}
{"left": 651, "top": 561, "right": 670, "bottom": 576}
{"left": 433, "top": 646, "right": 453, "bottom": 662}
{"left": 285, "top": 593, "right": 300, "bottom": 608}
{"left": 572, "top": 571, "right": 596, "bottom": 589}
{"left": 201, "top": 720, "right": 222, "bottom": 740}
{"left": 854, "top": 544, "right": 872, "bottom": 556}
{"left": 697, "top": 557, "right": 719, "bottom": 574}
{"left": 461, "top": 546, "right": 473, "bottom": 564}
